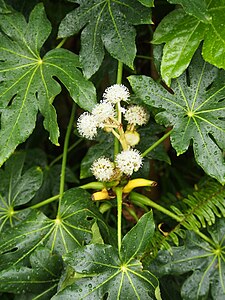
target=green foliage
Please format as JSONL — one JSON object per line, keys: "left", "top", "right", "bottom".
{"left": 145, "top": 178, "right": 225, "bottom": 253}
{"left": 167, "top": 0, "right": 211, "bottom": 22}
{"left": 0, "top": 152, "right": 43, "bottom": 231}
{"left": 0, "top": 247, "right": 62, "bottom": 298}
{"left": 58, "top": 0, "right": 153, "bottom": 78}
{"left": 0, "top": 0, "right": 225, "bottom": 299}
{"left": 0, "top": 3, "right": 96, "bottom": 166}
{"left": 153, "top": 0, "right": 225, "bottom": 85}
{"left": 147, "top": 218, "right": 225, "bottom": 300}
{"left": 129, "top": 51, "right": 225, "bottom": 184}
{"left": 53, "top": 211, "right": 161, "bottom": 300}
{"left": 0, "top": 188, "right": 109, "bottom": 269}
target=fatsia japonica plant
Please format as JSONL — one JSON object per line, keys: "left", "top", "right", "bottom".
{"left": 0, "top": 0, "right": 225, "bottom": 299}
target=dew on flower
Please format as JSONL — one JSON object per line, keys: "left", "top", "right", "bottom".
{"left": 124, "top": 105, "right": 149, "bottom": 126}
{"left": 103, "top": 84, "right": 130, "bottom": 104}
{"left": 91, "top": 156, "right": 115, "bottom": 181}
{"left": 77, "top": 112, "right": 98, "bottom": 139}
{"left": 91, "top": 101, "right": 115, "bottom": 127}
{"left": 115, "top": 149, "right": 143, "bottom": 176}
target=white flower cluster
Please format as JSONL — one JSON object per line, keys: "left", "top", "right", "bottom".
{"left": 77, "top": 84, "right": 129, "bottom": 139}
{"left": 77, "top": 84, "right": 149, "bottom": 141}
{"left": 77, "top": 84, "right": 150, "bottom": 181}
{"left": 91, "top": 157, "right": 115, "bottom": 182}
{"left": 91, "top": 149, "right": 143, "bottom": 181}
{"left": 103, "top": 84, "right": 130, "bottom": 104}
{"left": 115, "top": 149, "right": 143, "bottom": 176}
{"left": 124, "top": 105, "right": 149, "bottom": 126}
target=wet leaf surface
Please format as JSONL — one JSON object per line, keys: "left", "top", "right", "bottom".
{"left": 0, "top": 3, "right": 96, "bottom": 166}
{"left": 59, "top": 0, "right": 153, "bottom": 78}
{"left": 147, "top": 218, "right": 225, "bottom": 300}
{"left": 52, "top": 211, "right": 161, "bottom": 300}
{"left": 129, "top": 51, "right": 225, "bottom": 184}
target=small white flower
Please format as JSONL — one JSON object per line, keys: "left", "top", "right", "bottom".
{"left": 77, "top": 112, "right": 98, "bottom": 139}
{"left": 115, "top": 149, "right": 142, "bottom": 176}
{"left": 103, "top": 84, "right": 130, "bottom": 104}
{"left": 91, "top": 101, "right": 115, "bottom": 127}
{"left": 91, "top": 157, "right": 115, "bottom": 181}
{"left": 124, "top": 105, "right": 150, "bottom": 126}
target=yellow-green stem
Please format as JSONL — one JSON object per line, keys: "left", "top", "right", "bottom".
{"left": 117, "top": 61, "right": 123, "bottom": 84}
{"left": 115, "top": 187, "right": 123, "bottom": 256}
{"left": 56, "top": 37, "right": 67, "bottom": 49}
{"left": 130, "top": 191, "right": 216, "bottom": 247}
{"left": 142, "top": 129, "right": 172, "bottom": 158}
{"left": 58, "top": 104, "right": 76, "bottom": 216}
{"left": 114, "top": 61, "right": 124, "bottom": 158}
{"left": 29, "top": 194, "right": 60, "bottom": 209}
{"left": 130, "top": 191, "right": 181, "bottom": 222}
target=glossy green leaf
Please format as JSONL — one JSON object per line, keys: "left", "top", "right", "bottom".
{"left": 45, "top": 188, "right": 109, "bottom": 254}
{"left": 0, "top": 3, "right": 96, "bottom": 166}
{"left": 0, "top": 247, "right": 62, "bottom": 297}
{"left": 202, "top": 0, "right": 225, "bottom": 70}
{"left": 0, "top": 210, "right": 51, "bottom": 270}
{"left": 152, "top": 8, "right": 206, "bottom": 85}
{"left": 121, "top": 211, "right": 155, "bottom": 262}
{"left": 0, "top": 152, "right": 43, "bottom": 231}
{"left": 167, "top": 0, "right": 211, "bottom": 22}
{"left": 148, "top": 218, "right": 225, "bottom": 300}
{"left": 137, "top": 0, "right": 154, "bottom": 7}
{"left": 52, "top": 211, "right": 161, "bottom": 300}
{"left": 152, "top": 0, "right": 225, "bottom": 85}
{"left": 0, "top": 188, "right": 109, "bottom": 269}
{"left": 128, "top": 51, "right": 225, "bottom": 184}
{"left": 59, "top": 0, "right": 153, "bottom": 78}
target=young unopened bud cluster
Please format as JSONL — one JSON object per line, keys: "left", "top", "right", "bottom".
{"left": 91, "top": 149, "right": 143, "bottom": 181}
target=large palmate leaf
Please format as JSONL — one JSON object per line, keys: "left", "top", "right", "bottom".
{"left": 152, "top": 0, "right": 225, "bottom": 85}
{"left": 0, "top": 152, "right": 43, "bottom": 231}
{"left": 0, "top": 3, "right": 96, "bottom": 166}
{"left": 128, "top": 52, "right": 225, "bottom": 184}
{"left": 0, "top": 247, "right": 62, "bottom": 298}
{"left": 0, "top": 188, "right": 109, "bottom": 270}
{"left": 59, "top": 0, "right": 153, "bottom": 78}
{"left": 167, "top": 0, "right": 211, "bottom": 22}
{"left": 147, "top": 218, "right": 225, "bottom": 300}
{"left": 52, "top": 211, "right": 161, "bottom": 300}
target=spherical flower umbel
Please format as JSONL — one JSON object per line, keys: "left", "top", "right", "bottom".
{"left": 91, "top": 157, "right": 115, "bottom": 182}
{"left": 115, "top": 149, "right": 143, "bottom": 176}
{"left": 103, "top": 84, "right": 130, "bottom": 104}
{"left": 91, "top": 101, "right": 115, "bottom": 127}
{"left": 77, "top": 112, "right": 98, "bottom": 140}
{"left": 124, "top": 105, "right": 150, "bottom": 126}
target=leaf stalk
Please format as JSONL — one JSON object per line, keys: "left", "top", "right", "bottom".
{"left": 58, "top": 103, "right": 76, "bottom": 216}
{"left": 142, "top": 129, "right": 172, "bottom": 158}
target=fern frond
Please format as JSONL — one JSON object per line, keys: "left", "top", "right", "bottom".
{"left": 146, "top": 178, "right": 225, "bottom": 255}
{"left": 171, "top": 178, "right": 225, "bottom": 230}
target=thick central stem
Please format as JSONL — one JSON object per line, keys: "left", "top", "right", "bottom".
{"left": 114, "top": 61, "right": 124, "bottom": 158}
{"left": 115, "top": 187, "right": 123, "bottom": 256}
